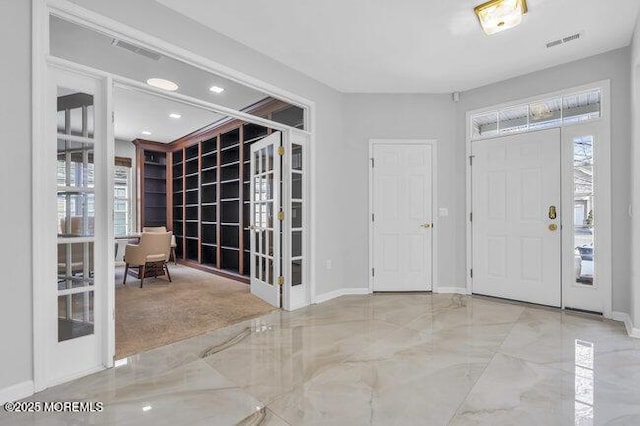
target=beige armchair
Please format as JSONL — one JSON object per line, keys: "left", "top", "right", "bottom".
{"left": 123, "top": 231, "right": 172, "bottom": 288}
{"left": 143, "top": 226, "right": 177, "bottom": 264}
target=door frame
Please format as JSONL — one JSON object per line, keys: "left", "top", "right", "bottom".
{"left": 368, "top": 139, "right": 439, "bottom": 293}
{"left": 33, "top": 0, "right": 315, "bottom": 391}
{"left": 465, "top": 80, "right": 612, "bottom": 318}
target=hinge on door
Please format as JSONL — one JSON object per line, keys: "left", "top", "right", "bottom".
{"left": 372, "top": 213, "right": 375, "bottom": 222}
{"left": 469, "top": 155, "right": 474, "bottom": 166}
{"left": 372, "top": 268, "right": 375, "bottom": 277}
{"left": 371, "top": 158, "right": 375, "bottom": 168}
{"left": 470, "top": 268, "right": 473, "bottom": 278}
{"left": 470, "top": 212, "right": 473, "bottom": 222}
{"left": 278, "top": 276, "right": 284, "bottom": 286}
{"left": 277, "top": 210, "right": 285, "bottom": 221}
{"left": 277, "top": 146, "right": 285, "bottom": 156}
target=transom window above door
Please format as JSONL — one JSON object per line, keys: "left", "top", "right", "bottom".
{"left": 471, "top": 89, "right": 601, "bottom": 140}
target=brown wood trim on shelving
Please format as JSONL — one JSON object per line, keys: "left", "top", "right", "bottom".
{"left": 167, "top": 151, "right": 173, "bottom": 231}
{"left": 169, "top": 97, "right": 287, "bottom": 150}
{"left": 216, "top": 133, "right": 222, "bottom": 269}
{"left": 238, "top": 124, "right": 245, "bottom": 275}
{"left": 197, "top": 140, "right": 202, "bottom": 264}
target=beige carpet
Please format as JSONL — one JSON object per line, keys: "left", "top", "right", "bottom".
{"left": 115, "top": 264, "right": 275, "bottom": 360}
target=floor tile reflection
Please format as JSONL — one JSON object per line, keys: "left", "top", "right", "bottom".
{"left": 2, "top": 294, "right": 639, "bottom": 425}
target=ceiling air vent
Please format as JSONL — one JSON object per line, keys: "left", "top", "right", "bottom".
{"left": 111, "top": 39, "right": 161, "bottom": 61}
{"left": 546, "top": 32, "right": 581, "bottom": 49}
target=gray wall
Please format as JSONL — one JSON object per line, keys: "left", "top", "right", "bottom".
{"left": 631, "top": 17, "right": 640, "bottom": 325}
{"left": 342, "top": 94, "right": 457, "bottom": 288}
{"left": 0, "top": 0, "right": 32, "bottom": 391}
{"left": 456, "top": 47, "right": 632, "bottom": 313}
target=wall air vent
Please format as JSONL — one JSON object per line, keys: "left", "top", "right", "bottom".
{"left": 111, "top": 39, "right": 162, "bottom": 61}
{"left": 546, "top": 32, "right": 581, "bottom": 49}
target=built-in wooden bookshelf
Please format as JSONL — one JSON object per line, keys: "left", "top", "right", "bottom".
{"left": 135, "top": 99, "right": 304, "bottom": 283}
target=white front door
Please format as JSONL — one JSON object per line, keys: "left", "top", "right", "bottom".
{"left": 45, "top": 65, "right": 111, "bottom": 386}
{"left": 472, "top": 128, "right": 561, "bottom": 306}
{"left": 249, "top": 132, "right": 283, "bottom": 307}
{"left": 372, "top": 143, "right": 434, "bottom": 292}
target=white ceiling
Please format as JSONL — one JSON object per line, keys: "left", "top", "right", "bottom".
{"left": 156, "top": 0, "right": 640, "bottom": 93}
{"left": 50, "top": 16, "right": 267, "bottom": 142}
{"left": 114, "top": 87, "right": 224, "bottom": 143}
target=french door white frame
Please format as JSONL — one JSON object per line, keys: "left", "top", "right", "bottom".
{"left": 33, "top": 0, "right": 315, "bottom": 391}
{"left": 368, "top": 139, "right": 439, "bottom": 293}
{"left": 465, "top": 80, "right": 612, "bottom": 318}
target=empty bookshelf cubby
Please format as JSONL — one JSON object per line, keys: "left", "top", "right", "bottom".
{"left": 138, "top": 148, "right": 167, "bottom": 228}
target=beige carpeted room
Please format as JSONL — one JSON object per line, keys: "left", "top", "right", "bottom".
{"left": 113, "top": 264, "right": 273, "bottom": 359}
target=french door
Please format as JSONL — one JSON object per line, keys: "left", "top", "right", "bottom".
{"left": 249, "top": 130, "right": 308, "bottom": 310}
{"left": 249, "top": 132, "right": 283, "bottom": 308}
{"left": 472, "top": 128, "right": 562, "bottom": 306}
{"left": 41, "top": 65, "right": 112, "bottom": 386}
{"left": 371, "top": 142, "right": 435, "bottom": 292}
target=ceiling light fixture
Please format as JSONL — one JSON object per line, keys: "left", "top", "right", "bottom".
{"left": 146, "top": 78, "right": 179, "bottom": 91}
{"left": 169, "top": 113, "right": 182, "bottom": 119}
{"left": 209, "top": 85, "right": 225, "bottom": 94}
{"left": 141, "top": 130, "right": 152, "bottom": 136}
{"left": 474, "top": 0, "right": 528, "bottom": 35}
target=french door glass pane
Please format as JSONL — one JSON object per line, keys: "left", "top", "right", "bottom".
{"left": 56, "top": 86, "right": 96, "bottom": 342}
{"left": 573, "top": 135, "right": 594, "bottom": 286}
{"left": 58, "top": 291, "right": 94, "bottom": 342}
{"left": 57, "top": 242, "right": 94, "bottom": 289}
{"left": 291, "top": 143, "right": 303, "bottom": 287}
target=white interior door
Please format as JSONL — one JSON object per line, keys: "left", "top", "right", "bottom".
{"left": 250, "top": 132, "right": 282, "bottom": 307}
{"left": 46, "top": 65, "right": 111, "bottom": 385}
{"left": 562, "top": 123, "right": 607, "bottom": 313}
{"left": 372, "top": 143, "right": 434, "bottom": 292}
{"left": 282, "top": 130, "right": 308, "bottom": 310}
{"left": 472, "top": 128, "right": 561, "bottom": 306}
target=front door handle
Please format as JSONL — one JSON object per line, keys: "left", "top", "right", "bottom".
{"left": 548, "top": 205, "right": 557, "bottom": 220}
{"left": 420, "top": 223, "right": 432, "bottom": 229}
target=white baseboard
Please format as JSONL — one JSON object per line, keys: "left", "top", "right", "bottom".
{"left": 0, "top": 380, "right": 34, "bottom": 404}
{"left": 612, "top": 311, "right": 640, "bottom": 338}
{"left": 313, "top": 288, "right": 370, "bottom": 304}
{"left": 433, "top": 286, "right": 470, "bottom": 295}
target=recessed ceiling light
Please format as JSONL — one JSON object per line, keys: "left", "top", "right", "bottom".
{"left": 169, "top": 113, "right": 182, "bottom": 119}
{"left": 474, "top": 0, "right": 527, "bottom": 35}
{"left": 146, "top": 78, "right": 179, "bottom": 91}
{"left": 209, "top": 85, "right": 225, "bottom": 94}
{"left": 141, "top": 130, "right": 152, "bottom": 136}
{"left": 142, "top": 406, "right": 152, "bottom": 412}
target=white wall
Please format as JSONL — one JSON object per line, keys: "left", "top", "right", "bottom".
{"left": 342, "top": 94, "right": 457, "bottom": 288}
{"left": 0, "top": 0, "right": 33, "bottom": 395}
{"left": 630, "top": 14, "right": 640, "bottom": 327}
{"left": 457, "top": 47, "right": 632, "bottom": 313}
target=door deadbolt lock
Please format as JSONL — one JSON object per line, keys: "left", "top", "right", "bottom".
{"left": 548, "top": 223, "right": 558, "bottom": 232}
{"left": 420, "top": 223, "right": 432, "bottom": 229}
{"left": 548, "top": 205, "right": 557, "bottom": 220}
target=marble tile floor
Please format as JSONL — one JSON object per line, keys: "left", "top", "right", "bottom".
{"left": 2, "top": 293, "right": 640, "bottom": 425}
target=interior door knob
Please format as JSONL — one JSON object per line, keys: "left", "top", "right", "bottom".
{"left": 420, "top": 223, "right": 432, "bottom": 229}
